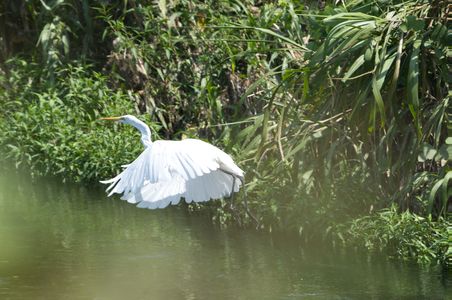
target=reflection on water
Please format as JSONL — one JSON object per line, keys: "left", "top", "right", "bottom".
{"left": 0, "top": 172, "right": 450, "bottom": 299}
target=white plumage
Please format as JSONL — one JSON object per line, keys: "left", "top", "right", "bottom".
{"left": 100, "top": 115, "right": 244, "bottom": 209}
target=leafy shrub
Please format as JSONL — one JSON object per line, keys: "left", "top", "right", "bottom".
{"left": 340, "top": 205, "right": 450, "bottom": 264}
{"left": 0, "top": 59, "right": 152, "bottom": 182}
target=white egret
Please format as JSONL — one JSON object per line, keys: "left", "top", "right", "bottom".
{"left": 99, "top": 115, "right": 245, "bottom": 209}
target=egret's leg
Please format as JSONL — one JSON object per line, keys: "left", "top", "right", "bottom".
{"left": 220, "top": 169, "right": 259, "bottom": 228}
{"left": 237, "top": 176, "right": 259, "bottom": 228}
{"left": 229, "top": 176, "right": 243, "bottom": 226}
{"left": 219, "top": 169, "right": 239, "bottom": 221}
{"left": 230, "top": 176, "right": 236, "bottom": 210}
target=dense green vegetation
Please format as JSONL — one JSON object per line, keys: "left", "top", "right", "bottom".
{"left": 0, "top": 0, "right": 450, "bottom": 264}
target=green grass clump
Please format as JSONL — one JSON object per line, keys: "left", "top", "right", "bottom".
{"left": 339, "top": 205, "right": 450, "bottom": 264}
{"left": 0, "top": 59, "right": 148, "bottom": 182}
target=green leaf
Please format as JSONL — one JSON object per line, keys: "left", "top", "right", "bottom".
{"left": 371, "top": 51, "right": 396, "bottom": 127}
{"left": 286, "top": 137, "right": 310, "bottom": 159}
{"left": 407, "top": 39, "right": 421, "bottom": 119}
{"left": 158, "top": 0, "right": 167, "bottom": 18}
{"left": 218, "top": 25, "right": 310, "bottom": 52}
{"left": 342, "top": 54, "right": 365, "bottom": 82}
{"left": 418, "top": 143, "right": 437, "bottom": 162}
{"left": 62, "top": 35, "right": 70, "bottom": 55}
{"left": 302, "top": 169, "right": 313, "bottom": 181}
{"left": 440, "top": 172, "right": 452, "bottom": 214}
{"left": 168, "top": 12, "right": 181, "bottom": 28}
{"left": 435, "top": 144, "right": 451, "bottom": 161}
{"left": 37, "top": 24, "right": 51, "bottom": 47}
{"left": 39, "top": 0, "right": 52, "bottom": 11}
{"left": 406, "top": 15, "right": 425, "bottom": 31}
{"left": 323, "top": 12, "right": 380, "bottom": 25}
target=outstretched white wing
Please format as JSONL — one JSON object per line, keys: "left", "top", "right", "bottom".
{"left": 101, "top": 139, "right": 244, "bottom": 209}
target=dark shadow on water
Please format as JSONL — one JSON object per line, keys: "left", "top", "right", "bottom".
{"left": 0, "top": 171, "right": 449, "bottom": 300}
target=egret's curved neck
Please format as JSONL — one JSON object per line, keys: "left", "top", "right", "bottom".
{"left": 129, "top": 118, "right": 152, "bottom": 148}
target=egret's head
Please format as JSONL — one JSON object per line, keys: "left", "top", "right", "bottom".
{"left": 100, "top": 115, "right": 151, "bottom": 145}
{"left": 100, "top": 115, "right": 139, "bottom": 125}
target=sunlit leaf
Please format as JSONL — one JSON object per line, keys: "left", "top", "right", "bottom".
{"left": 418, "top": 143, "right": 437, "bottom": 162}
{"left": 407, "top": 38, "right": 421, "bottom": 119}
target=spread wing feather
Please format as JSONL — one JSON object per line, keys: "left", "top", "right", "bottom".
{"left": 101, "top": 139, "right": 244, "bottom": 209}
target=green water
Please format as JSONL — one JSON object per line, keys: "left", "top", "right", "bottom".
{"left": 0, "top": 173, "right": 449, "bottom": 300}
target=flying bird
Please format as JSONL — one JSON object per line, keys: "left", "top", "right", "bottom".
{"left": 99, "top": 115, "right": 244, "bottom": 209}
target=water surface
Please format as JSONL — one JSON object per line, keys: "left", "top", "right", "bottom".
{"left": 0, "top": 172, "right": 449, "bottom": 299}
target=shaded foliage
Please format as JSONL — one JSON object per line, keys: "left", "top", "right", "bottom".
{"left": 339, "top": 205, "right": 450, "bottom": 264}
{"left": 226, "top": 0, "right": 450, "bottom": 223}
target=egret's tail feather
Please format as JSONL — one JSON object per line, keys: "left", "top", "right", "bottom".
{"left": 99, "top": 178, "right": 116, "bottom": 185}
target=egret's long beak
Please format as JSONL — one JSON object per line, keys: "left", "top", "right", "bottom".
{"left": 100, "top": 116, "right": 123, "bottom": 121}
